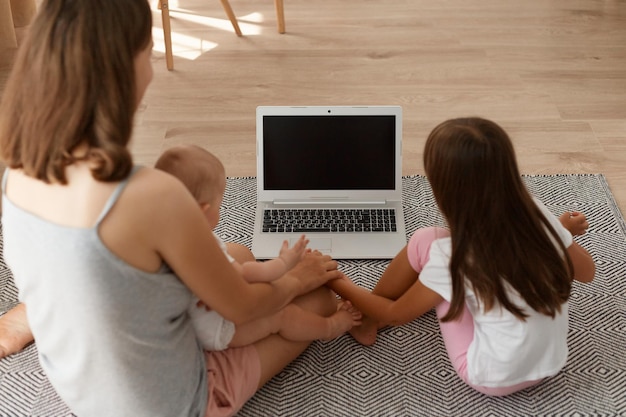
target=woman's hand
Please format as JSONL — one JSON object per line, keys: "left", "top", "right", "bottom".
{"left": 287, "top": 250, "right": 340, "bottom": 295}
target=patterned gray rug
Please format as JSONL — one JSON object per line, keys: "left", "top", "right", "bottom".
{"left": 1, "top": 174, "right": 625, "bottom": 417}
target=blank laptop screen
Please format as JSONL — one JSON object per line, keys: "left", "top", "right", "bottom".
{"left": 263, "top": 115, "right": 396, "bottom": 190}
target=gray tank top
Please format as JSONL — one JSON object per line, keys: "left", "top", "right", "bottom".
{"left": 1, "top": 168, "right": 207, "bottom": 416}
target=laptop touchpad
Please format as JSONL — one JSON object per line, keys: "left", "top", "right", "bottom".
{"left": 294, "top": 237, "right": 332, "bottom": 254}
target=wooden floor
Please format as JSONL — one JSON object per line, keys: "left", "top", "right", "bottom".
{"left": 2, "top": 0, "right": 626, "bottom": 209}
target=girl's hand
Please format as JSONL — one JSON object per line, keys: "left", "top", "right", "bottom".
{"left": 559, "top": 211, "right": 589, "bottom": 236}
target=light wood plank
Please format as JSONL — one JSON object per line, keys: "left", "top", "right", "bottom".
{"left": 2, "top": 0, "right": 625, "bottom": 212}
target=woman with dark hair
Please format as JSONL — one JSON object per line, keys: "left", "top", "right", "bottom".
{"left": 0, "top": 1, "right": 341, "bottom": 415}
{"left": 329, "top": 117, "right": 595, "bottom": 396}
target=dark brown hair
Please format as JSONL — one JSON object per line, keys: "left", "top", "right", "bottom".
{"left": 423, "top": 117, "right": 573, "bottom": 322}
{"left": 0, "top": 0, "right": 152, "bottom": 184}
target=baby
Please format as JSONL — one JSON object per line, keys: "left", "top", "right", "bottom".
{"left": 155, "top": 144, "right": 361, "bottom": 350}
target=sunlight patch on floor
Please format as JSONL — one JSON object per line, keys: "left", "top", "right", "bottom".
{"left": 152, "top": 27, "right": 218, "bottom": 61}
{"left": 151, "top": 7, "right": 266, "bottom": 61}
{"left": 234, "top": 12, "right": 264, "bottom": 24}
{"left": 169, "top": 10, "right": 264, "bottom": 35}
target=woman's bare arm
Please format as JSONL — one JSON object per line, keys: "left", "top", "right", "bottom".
{"left": 131, "top": 169, "right": 339, "bottom": 325}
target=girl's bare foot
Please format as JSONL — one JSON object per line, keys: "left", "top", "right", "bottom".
{"left": 0, "top": 304, "right": 34, "bottom": 359}
{"left": 323, "top": 301, "right": 362, "bottom": 341}
{"left": 349, "top": 316, "right": 379, "bottom": 346}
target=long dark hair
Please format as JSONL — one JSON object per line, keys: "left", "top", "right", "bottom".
{"left": 423, "top": 117, "right": 573, "bottom": 322}
{"left": 0, "top": 0, "right": 152, "bottom": 184}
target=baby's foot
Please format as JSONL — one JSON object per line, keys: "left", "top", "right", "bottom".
{"left": 349, "top": 316, "right": 379, "bottom": 346}
{"left": 0, "top": 304, "right": 34, "bottom": 359}
{"left": 323, "top": 301, "right": 362, "bottom": 341}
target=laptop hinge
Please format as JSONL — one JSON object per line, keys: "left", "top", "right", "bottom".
{"left": 272, "top": 200, "right": 387, "bottom": 205}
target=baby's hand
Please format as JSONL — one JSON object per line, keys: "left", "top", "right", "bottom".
{"left": 278, "top": 235, "right": 309, "bottom": 269}
{"left": 559, "top": 211, "right": 589, "bottom": 236}
{"left": 278, "top": 235, "right": 309, "bottom": 270}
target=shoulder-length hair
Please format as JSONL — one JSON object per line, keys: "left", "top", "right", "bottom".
{"left": 423, "top": 117, "right": 573, "bottom": 322}
{"left": 0, "top": 0, "right": 152, "bottom": 184}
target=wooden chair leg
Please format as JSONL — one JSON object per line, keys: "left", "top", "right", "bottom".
{"left": 159, "top": 0, "right": 174, "bottom": 70}
{"left": 0, "top": 0, "right": 17, "bottom": 48}
{"left": 9, "top": 0, "right": 36, "bottom": 28}
{"left": 219, "top": 0, "right": 243, "bottom": 36}
{"left": 274, "top": 0, "right": 285, "bottom": 34}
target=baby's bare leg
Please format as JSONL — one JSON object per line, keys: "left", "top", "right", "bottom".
{"left": 316, "top": 301, "right": 362, "bottom": 341}
{"left": 229, "top": 314, "right": 283, "bottom": 348}
{"left": 253, "top": 286, "right": 336, "bottom": 388}
{"left": 273, "top": 301, "right": 361, "bottom": 341}
{"left": 229, "top": 301, "right": 362, "bottom": 347}
{"left": 0, "top": 303, "right": 34, "bottom": 359}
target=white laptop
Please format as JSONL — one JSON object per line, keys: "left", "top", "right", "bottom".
{"left": 251, "top": 105, "right": 407, "bottom": 259}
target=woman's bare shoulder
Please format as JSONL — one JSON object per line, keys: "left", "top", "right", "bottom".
{"left": 129, "top": 166, "right": 193, "bottom": 201}
{"left": 98, "top": 166, "right": 204, "bottom": 272}
{"left": 117, "top": 167, "right": 199, "bottom": 225}
{"left": 130, "top": 166, "right": 184, "bottom": 192}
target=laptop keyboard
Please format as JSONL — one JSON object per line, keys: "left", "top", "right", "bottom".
{"left": 262, "top": 208, "right": 397, "bottom": 233}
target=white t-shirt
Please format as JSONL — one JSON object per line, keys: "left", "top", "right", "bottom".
{"left": 420, "top": 199, "right": 573, "bottom": 387}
